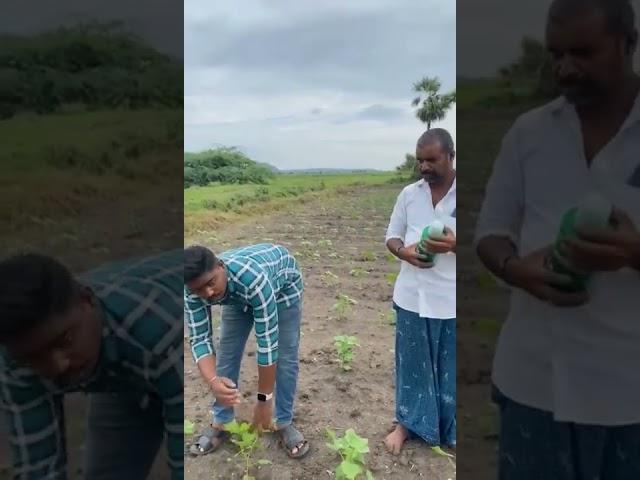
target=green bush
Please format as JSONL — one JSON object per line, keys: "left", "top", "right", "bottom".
{"left": 184, "top": 147, "right": 275, "bottom": 188}
{"left": 0, "top": 22, "right": 182, "bottom": 116}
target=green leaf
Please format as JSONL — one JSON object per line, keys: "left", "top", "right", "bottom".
{"left": 257, "top": 459, "right": 272, "bottom": 465}
{"left": 345, "top": 430, "right": 369, "bottom": 453}
{"left": 431, "top": 446, "right": 455, "bottom": 458}
{"left": 183, "top": 419, "right": 195, "bottom": 435}
{"left": 340, "top": 460, "right": 363, "bottom": 479}
{"left": 366, "top": 471, "right": 375, "bottom": 480}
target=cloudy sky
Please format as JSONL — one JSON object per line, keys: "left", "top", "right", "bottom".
{"left": 458, "top": 0, "right": 640, "bottom": 77}
{"left": 185, "top": 0, "right": 456, "bottom": 171}
{"left": 0, "top": 1, "right": 183, "bottom": 58}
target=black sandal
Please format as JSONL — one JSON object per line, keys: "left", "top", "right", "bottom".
{"left": 277, "top": 424, "right": 310, "bottom": 459}
{"left": 188, "top": 426, "right": 229, "bottom": 456}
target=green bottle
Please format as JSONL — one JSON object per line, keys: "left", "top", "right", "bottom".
{"left": 548, "top": 193, "right": 613, "bottom": 292}
{"left": 416, "top": 219, "right": 445, "bottom": 263}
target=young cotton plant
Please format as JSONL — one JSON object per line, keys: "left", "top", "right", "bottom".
{"left": 334, "top": 335, "right": 359, "bottom": 371}
{"left": 326, "top": 428, "right": 375, "bottom": 480}
{"left": 225, "top": 420, "right": 272, "bottom": 480}
{"left": 332, "top": 294, "right": 358, "bottom": 320}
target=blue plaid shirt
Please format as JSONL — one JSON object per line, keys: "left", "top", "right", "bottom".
{"left": 185, "top": 243, "right": 303, "bottom": 367}
{"left": 0, "top": 250, "right": 184, "bottom": 479}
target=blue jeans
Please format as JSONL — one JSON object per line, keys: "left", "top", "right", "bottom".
{"left": 212, "top": 301, "right": 302, "bottom": 427}
{"left": 493, "top": 385, "right": 640, "bottom": 479}
{"left": 85, "top": 393, "right": 170, "bottom": 479}
{"left": 394, "top": 304, "right": 456, "bottom": 446}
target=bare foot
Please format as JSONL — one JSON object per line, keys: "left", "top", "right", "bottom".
{"left": 384, "top": 424, "right": 408, "bottom": 455}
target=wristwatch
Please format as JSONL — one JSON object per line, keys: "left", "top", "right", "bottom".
{"left": 257, "top": 392, "right": 273, "bottom": 402}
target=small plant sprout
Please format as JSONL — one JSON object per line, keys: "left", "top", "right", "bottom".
{"left": 332, "top": 294, "right": 358, "bottom": 320}
{"left": 349, "top": 268, "right": 369, "bottom": 278}
{"left": 321, "top": 271, "right": 340, "bottom": 287}
{"left": 184, "top": 419, "right": 195, "bottom": 435}
{"left": 326, "top": 428, "right": 375, "bottom": 480}
{"left": 224, "top": 420, "right": 272, "bottom": 480}
{"left": 359, "top": 250, "right": 376, "bottom": 262}
{"left": 318, "top": 239, "right": 333, "bottom": 247}
{"left": 385, "top": 272, "right": 398, "bottom": 285}
{"left": 334, "top": 335, "right": 359, "bottom": 371}
{"left": 377, "top": 309, "right": 396, "bottom": 326}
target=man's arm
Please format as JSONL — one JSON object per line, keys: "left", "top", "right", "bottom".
{"left": 474, "top": 121, "right": 525, "bottom": 275}
{"left": 184, "top": 290, "right": 217, "bottom": 385}
{"left": 385, "top": 188, "right": 408, "bottom": 258}
{"left": 0, "top": 362, "right": 67, "bottom": 479}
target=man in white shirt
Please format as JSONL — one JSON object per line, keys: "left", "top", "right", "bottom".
{"left": 475, "top": 0, "right": 640, "bottom": 477}
{"left": 384, "top": 128, "right": 457, "bottom": 454}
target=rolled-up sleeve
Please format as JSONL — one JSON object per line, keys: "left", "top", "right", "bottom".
{"left": 184, "top": 288, "right": 215, "bottom": 363}
{"left": 474, "top": 121, "right": 525, "bottom": 247}
{"left": 386, "top": 188, "right": 407, "bottom": 242}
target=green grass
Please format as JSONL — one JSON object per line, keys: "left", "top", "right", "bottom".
{"left": 0, "top": 108, "right": 182, "bottom": 234}
{"left": 184, "top": 172, "right": 396, "bottom": 213}
{"left": 1, "top": 109, "right": 181, "bottom": 172}
{"left": 183, "top": 171, "right": 400, "bottom": 237}
{"left": 458, "top": 77, "right": 541, "bottom": 110}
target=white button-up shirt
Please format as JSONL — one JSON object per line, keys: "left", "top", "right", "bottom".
{"left": 386, "top": 178, "right": 457, "bottom": 319}
{"left": 475, "top": 94, "right": 640, "bottom": 425}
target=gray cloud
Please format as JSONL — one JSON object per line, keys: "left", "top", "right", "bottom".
{"left": 0, "top": 0, "right": 184, "bottom": 58}
{"left": 458, "top": 0, "right": 640, "bottom": 77}
{"left": 185, "top": 0, "right": 456, "bottom": 170}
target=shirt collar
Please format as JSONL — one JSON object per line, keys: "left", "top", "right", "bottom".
{"left": 419, "top": 175, "right": 457, "bottom": 194}
{"left": 550, "top": 92, "right": 640, "bottom": 128}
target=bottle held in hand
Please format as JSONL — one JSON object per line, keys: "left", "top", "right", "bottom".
{"left": 547, "top": 193, "right": 613, "bottom": 292}
{"left": 416, "top": 219, "right": 445, "bottom": 263}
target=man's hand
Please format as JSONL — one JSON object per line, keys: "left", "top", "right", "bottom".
{"left": 562, "top": 208, "right": 640, "bottom": 272}
{"left": 211, "top": 377, "right": 240, "bottom": 407}
{"left": 252, "top": 401, "right": 274, "bottom": 432}
{"left": 504, "top": 246, "right": 589, "bottom": 307}
{"left": 400, "top": 243, "right": 434, "bottom": 268}
{"left": 423, "top": 226, "right": 456, "bottom": 254}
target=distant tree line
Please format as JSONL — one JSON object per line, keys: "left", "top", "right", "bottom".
{"left": 184, "top": 147, "right": 276, "bottom": 188}
{"left": 498, "top": 36, "right": 559, "bottom": 100}
{"left": 0, "top": 22, "right": 182, "bottom": 118}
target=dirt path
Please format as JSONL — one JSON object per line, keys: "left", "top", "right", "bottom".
{"left": 184, "top": 184, "right": 457, "bottom": 480}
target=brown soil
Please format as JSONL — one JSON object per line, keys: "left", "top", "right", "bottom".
{"left": 184, "top": 184, "right": 457, "bottom": 480}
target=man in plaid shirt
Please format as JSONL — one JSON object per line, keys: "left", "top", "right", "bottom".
{"left": 0, "top": 250, "right": 184, "bottom": 480}
{"left": 184, "top": 243, "right": 309, "bottom": 458}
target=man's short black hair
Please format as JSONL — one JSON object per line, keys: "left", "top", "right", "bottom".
{"left": 184, "top": 246, "right": 219, "bottom": 283}
{"left": 549, "top": 0, "right": 637, "bottom": 43}
{"left": 417, "top": 128, "right": 455, "bottom": 155}
{"left": 0, "top": 253, "right": 78, "bottom": 340}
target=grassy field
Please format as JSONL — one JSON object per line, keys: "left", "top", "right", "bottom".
{"left": 184, "top": 172, "right": 401, "bottom": 237}
{"left": 0, "top": 108, "right": 182, "bottom": 248}
{"left": 456, "top": 77, "right": 546, "bottom": 479}
{"left": 184, "top": 181, "right": 456, "bottom": 480}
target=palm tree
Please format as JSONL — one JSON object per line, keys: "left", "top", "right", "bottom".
{"left": 411, "top": 77, "right": 456, "bottom": 129}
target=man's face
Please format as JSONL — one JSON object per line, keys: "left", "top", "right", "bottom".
{"left": 5, "top": 292, "right": 102, "bottom": 386}
{"left": 416, "top": 142, "right": 454, "bottom": 185}
{"left": 546, "top": 8, "right": 628, "bottom": 106}
{"left": 186, "top": 263, "right": 228, "bottom": 302}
